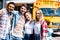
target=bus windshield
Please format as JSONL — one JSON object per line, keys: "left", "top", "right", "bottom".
{"left": 56, "top": 8, "right": 60, "bottom": 16}
{"left": 40, "top": 8, "right": 60, "bottom": 16}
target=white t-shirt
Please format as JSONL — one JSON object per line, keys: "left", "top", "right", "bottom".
{"left": 24, "top": 22, "right": 34, "bottom": 34}
{"left": 34, "top": 22, "right": 41, "bottom": 34}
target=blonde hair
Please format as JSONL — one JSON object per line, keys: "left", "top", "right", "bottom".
{"left": 36, "top": 9, "right": 44, "bottom": 21}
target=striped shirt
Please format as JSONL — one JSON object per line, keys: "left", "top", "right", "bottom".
{"left": 12, "top": 15, "right": 25, "bottom": 38}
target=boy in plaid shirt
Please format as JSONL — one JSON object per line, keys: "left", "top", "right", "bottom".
{"left": 0, "top": 11, "right": 11, "bottom": 40}
{"left": 0, "top": 2, "right": 16, "bottom": 40}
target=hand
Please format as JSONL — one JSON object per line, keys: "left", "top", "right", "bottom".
{"left": 0, "top": 10, "right": 3, "bottom": 15}
{"left": 42, "top": 37, "right": 46, "bottom": 40}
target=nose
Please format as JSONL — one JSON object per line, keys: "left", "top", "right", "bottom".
{"left": 10, "top": 7, "right": 14, "bottom": 10}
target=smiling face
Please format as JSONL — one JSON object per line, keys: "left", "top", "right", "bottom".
{"left": 7, "top": 4, "right": 15, "bottom": 12}
{"left": 36, "top": 10, "right": 43, "bottom": 21}
{"left": 25, "top": 12, "right": 31, "bottom": 21}
{"left": 20, "top": 6, "right": 27, "bottom": 15}
{"left": 36, "top": 10, "right": 40, "bottom": 20}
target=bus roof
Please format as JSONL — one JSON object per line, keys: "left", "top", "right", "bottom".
{"left": 6, "top": 0, "right": 36, "bottom": 4}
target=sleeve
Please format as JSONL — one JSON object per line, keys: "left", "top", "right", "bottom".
{"left": 42, "top": 21, "right": 48, "bottom": 37}
{"left": 16, "top": 11, "right": 21, "bottom": 23}
{"left": 31, "top": 21, "right": 35, "bottom": 28}
{"left": 12, "top": 11, "right": 20, "bottom": 30}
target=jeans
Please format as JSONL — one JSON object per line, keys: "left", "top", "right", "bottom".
{"left": 6, "top": 33, "right": 10, "bottom": 40}
{"left": 0, "top": 34, "right": 10, "bottom": 40}
{"left": 11, "top": 35, "right": 22, "bottom": 40}
{"left": 34, "top": 34, "right": 40, "bottom": 40}
{"left": 24, "top": 34, "right": 33, "bottom": 40}
{"left": 0, "top": 39, "right": 6, "bottom": 40}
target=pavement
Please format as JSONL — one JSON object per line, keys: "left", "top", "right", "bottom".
{"left": 52, "top": 32, "right": 60, "bottom": 40}
{"left": 52, "top": 37, "right": 60, "bottom": 40}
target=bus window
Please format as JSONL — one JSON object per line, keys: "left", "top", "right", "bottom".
{"left": 56, "top": 8, "right": 60, "bottom": 16}
{"left": 40, "top": 8, "right": 54, "bottom": 16}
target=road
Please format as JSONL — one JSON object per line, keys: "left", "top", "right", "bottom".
{"left": 52, "top": 37, "right": 60, "bottom": 40}
{"left": 52, "top": 32, "right": 60, "bottom": 40}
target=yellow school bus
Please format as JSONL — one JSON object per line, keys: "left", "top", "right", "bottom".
{"left": 33, "top": 0, "right": 60, "bottom": 32}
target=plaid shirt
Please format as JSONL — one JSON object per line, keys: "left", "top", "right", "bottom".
{"left": 0, "top": 11, "right": 11, "bottom": 39}
{"left": 40, "top": 20, "right": 48, "bottom": 37}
